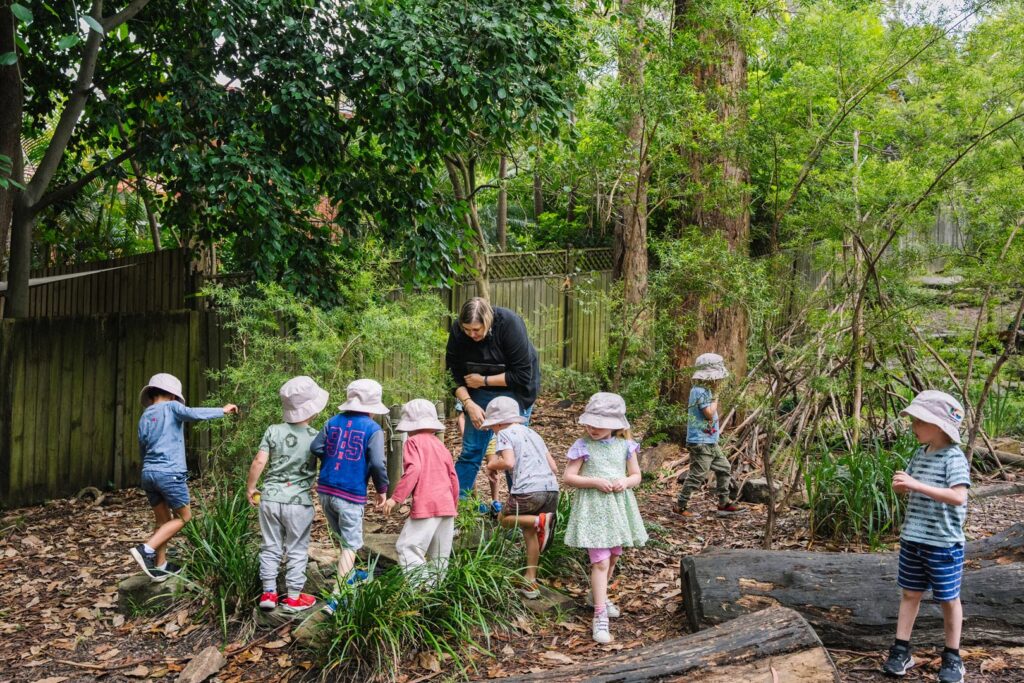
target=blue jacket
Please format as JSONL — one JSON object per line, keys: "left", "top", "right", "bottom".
{"left": 310, "top": 412, "right": 388, "bottom": 504}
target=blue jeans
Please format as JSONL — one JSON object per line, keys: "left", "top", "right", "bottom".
{"left": 455, "top": 389, "right": 534, "bottom": 496}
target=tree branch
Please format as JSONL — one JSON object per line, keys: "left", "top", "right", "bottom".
{"left": 101, "top": 0, "right": 151, "bottom": 32}
{"left": 32, "top": 146, "right": 136, "bottom": 215}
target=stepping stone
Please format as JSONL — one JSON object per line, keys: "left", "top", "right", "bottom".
{"left": 359, "top": 532, "right": 400, "bottom": 566}
{"left": 523, "top": 584, "right": 577, "bottom": 616}
{"left": 118, "top": 573, "right": 183, "bottom": 615}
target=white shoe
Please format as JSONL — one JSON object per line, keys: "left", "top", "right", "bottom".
{"left": 585, "top": 592, "right": 621, "bottom": 618}
{"left": 592, "top": 612, "right": 612, "bottom": 644}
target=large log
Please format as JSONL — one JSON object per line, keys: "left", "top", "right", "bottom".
{"left": 495, "top": 606, "right": 839, "bottom": 682}
{"left": 680, "top": 524, "right": 1024, "bottom": 648}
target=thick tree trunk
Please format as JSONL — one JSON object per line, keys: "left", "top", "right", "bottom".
{"left": 496, "top": 155, "right": 507, "bottom": 251}
{"left": 445, "top": 155, "right": 490, "bottom": 301}
{"left": 495, "top": 606, "right": 839, "bottom": 682}
{"left": 0, "top": 0, "right": 22, "bottom": 267}
{"left": 617, "top": 0, "right": 648, "bottom": 306}
{"left": 680, "top": 523, "right": 1024, "bottom": 648}
{"left": 667, "top": 3, "right": 750, "bottom": 409}
{"left": 533, "top": 166, "right": 543, "bottom": 219}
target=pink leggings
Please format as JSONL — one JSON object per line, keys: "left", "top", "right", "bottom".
{"left": 587, "top": 546, "right": 623, "bottom": 564}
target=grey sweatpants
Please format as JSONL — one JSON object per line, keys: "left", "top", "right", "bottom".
{"left": 396, "top": 516, "right": 455, "bottom": 587}
{"left": 258, "top": 500, "right": 314, "bottom": 596}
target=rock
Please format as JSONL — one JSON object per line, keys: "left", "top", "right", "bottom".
{"left": 637, "top": 442, "right": 681, "bottom": 476}
{"left": 738, "top": 477, "right": 782, "bottom": 505}
{"left": 253, "top": 602, "right": 329, "bottom": 635}
{"left": 118, "top": 573, "right": 182, "bottom": 615}
{"left": 523, "top": 584, "right": 577, "bottom": 617}
{"left": 176, "top": 645, "right": 226, "bottom": 683}
{"left": 359, "top": 533, "right": 400, "bottom": 566}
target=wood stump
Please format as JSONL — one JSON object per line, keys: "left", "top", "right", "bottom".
{"left": 680, "top": 523, "right": 1024, "bottom": 648}
{"left": 495, "top": 606, "right": 839, "bottom": 682}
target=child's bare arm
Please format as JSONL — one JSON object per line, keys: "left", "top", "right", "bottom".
{"left": 702, "top": 401, "right": 718, "bottom": 420}
{"left": 487, "top": 448, "right": 515, "bottom": 472}
{"left": 545, "top": 451, "right": 558, "bottom": 475}
{"left": 563, "top": 458, "right": 614, "bottom": 492}
{"left": 892, "top": 472, "right": 968, "bottom": 506}
{"left": 245, "top": 450, "right": 269, "bottom": 505}
{"left": 621, "top": 453, "right": 642, "bottom": 489}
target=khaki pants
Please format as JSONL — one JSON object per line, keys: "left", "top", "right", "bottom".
{"left": 396, "top": 516, "right": 455, "bottom": 586}
{"left": 677, "top": 443, "right": 732, "bottom": 508}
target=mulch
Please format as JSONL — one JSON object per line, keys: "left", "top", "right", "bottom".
{"left": 1, "top": 396, "right": 1022, "bottom": 682}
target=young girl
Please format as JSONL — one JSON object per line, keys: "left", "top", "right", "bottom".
{"left": 563, "top": 392, "right": 647, "bottom": 644}
{"left": 383, "top": 399, "right": 460, "bottom": 587}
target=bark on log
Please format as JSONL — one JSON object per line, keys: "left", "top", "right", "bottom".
{"left": 681, "top": 524, "right": 1024, "bottom": 648}
{"left": 495, "top": 606, "right": 839, "bottom": 682}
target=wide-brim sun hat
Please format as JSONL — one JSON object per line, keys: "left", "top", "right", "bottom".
{"left": 480, "top": 396, "right": 527, "bottom": 428}
{"left": 280, "top": 376, "right": 329, "bottom": 423}
{"left": 693, "top": 353, "right": 728, "bottom": 381}
{"left": 139, "top": 372, "right": 185, "bottom": 406}
{"left": 578, "top": 392, "right": 630, "bottom": 431}
{"left": 396, "top": 399, "right": 446, "bottom": 432}
{"left": 900, "top": 389, "right": 964, "bottom": 444}
{"left": 338, "top": 378, "right": 390, "bottom": 415}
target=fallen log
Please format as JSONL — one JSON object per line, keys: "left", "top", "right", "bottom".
{"left": 681, "top": 524, "right": 1024, "bottom": 649}
{"left": 495, "top": 606, "right": 839, "bottom": 682}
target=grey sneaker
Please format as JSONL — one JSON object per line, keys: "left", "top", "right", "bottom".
{"left": 881, "top": 644, "right": 915, "bottom": 677}
{"left": 937, "top": 651, "right": 964, "bottom": 683}
{"left": 130, "top": 544, "right": 157, "bottom": 579}
{"left": 585, "top": 592, "right": 621, "bottom": 618}
{"left": 592, "top": 611, "right": 612, "bottom": 644}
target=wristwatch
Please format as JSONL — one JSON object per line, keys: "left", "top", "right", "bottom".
{"left": 483, "top": 375, "right": 489, "bottom": 387}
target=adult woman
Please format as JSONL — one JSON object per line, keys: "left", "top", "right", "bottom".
{"left": 446, "top": 297, "right": 541, "bottom": 495}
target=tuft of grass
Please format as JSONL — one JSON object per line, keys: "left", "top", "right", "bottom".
{"left": 982, "top": 382, "right": 1024, "bottom": 438}
{"left": 180, "top": 482, "right": 261, "bottom": 636}
{"left": 805, "top": 432, "right": 919, "bottom": 548}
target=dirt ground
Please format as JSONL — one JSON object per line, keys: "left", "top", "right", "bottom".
{"left": 2, "top": 397, "right": 1023, "bottom": 683}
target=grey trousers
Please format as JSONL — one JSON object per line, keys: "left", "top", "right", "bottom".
{"left": 396, "top": 516, "right": 455, "bottom": 586}
{"left": 258, "top": 500, "right": 314, "bottom": 595}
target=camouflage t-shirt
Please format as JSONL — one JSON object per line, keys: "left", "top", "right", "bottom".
{"left": 259, "top": 423, "right": 319, "bottom": 506}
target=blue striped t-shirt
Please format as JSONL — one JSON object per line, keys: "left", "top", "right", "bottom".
{"left": 901, "top": 444, "right": 971, "bottom": 547}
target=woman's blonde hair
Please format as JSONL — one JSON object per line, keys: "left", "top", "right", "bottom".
{"left": 458, "top": 297, "right": 494, "bottom": 333}
{"left": 612, "top": 428, "right": 633, "bottom": 441}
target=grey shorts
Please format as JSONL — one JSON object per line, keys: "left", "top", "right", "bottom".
{"left": 505, "top": 490, "right": 558, "bottom": 517}
{"left": 319, "top": 494, "right": 364, "bottom": 551}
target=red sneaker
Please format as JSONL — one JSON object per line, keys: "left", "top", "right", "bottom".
{"left": 535, "top": 513, "right": 549, "bottom": 552}
{"left": 258, "top": 591, "right": 279, "bottom": 611}
{"left": 281, "top": 593, "right": 316, "bottom": 612}
{"left": 716, "top": 503, "right": 743, "bottom": 516}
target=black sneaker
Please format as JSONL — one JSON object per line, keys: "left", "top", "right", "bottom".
{"left": 881, "top": 644, "right": 915, "bottom": 677}
{"left": 937, "top": 651, "right": 965, "bottom": 683}
{"left": 150, "top": 561, "right": 182, "bottom": 583}
{"left": 130, "top": 544, "right": 158, "bottom": 579}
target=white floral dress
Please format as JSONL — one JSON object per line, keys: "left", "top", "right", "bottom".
{"left": 563, "top": 437, "right": 648, "bottom": 549}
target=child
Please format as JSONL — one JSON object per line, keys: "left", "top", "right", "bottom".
{"left": 130, "top": 373, "right": 237, "bottom": 581}
{"left": 246, "top": 376, "right": 329, "bottom": 612}
{"left": 674, "top": 353, "right": 740, "bottom": 518}
{"left": 456, "top": 400, "right": 502, "bottom": 516}
{"left": 310, "top": 379, "right": 390, "bottom": 593}
{"left": 382, "top": 400, "right": 460, "bottom": 586}
{"left": 563, "top": 392, "right": 647, "bottom": 644}
{"left": 481, "top": 396, "right": 559, "bottom": 598}
{"left": 882, "top": 390, "right": 970, "bottom": 683}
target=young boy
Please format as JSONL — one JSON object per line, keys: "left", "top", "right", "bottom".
{"left": 246, "top": 376, "right": 329, "bottom": 612}
{"left": 675, "top": 353, "right": 740, "bottom": 518}
{"left": 482, "top": 396, "right": 559, "bottom": 598}
{"left": 883, "top": 390, "right": 970, "bottom": 683}
{"left": 310, "top": 379, "right": 389, "bottom": 591}
{"left": 131, "top": 373, "right": 237, "bottom": 581}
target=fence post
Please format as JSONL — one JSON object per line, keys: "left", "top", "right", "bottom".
{"left": 562, "top": 250, "right": 576, "bottom": 369}
{"left": 113, "top": 315, "right": 127, "bottom": 490}
{"left": 0, "top": 322, "right": 13, "bottom": 505}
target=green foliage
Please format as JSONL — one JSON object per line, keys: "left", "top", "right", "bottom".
{"left": 180, "top": 483, "right": 261, "bottom": 636}
{"left": 202, "top": 283, "right": 448, "bottom": 473}
{"left": 979, "top": 382, "right": 1024, "bottom": 438}
{"left": 805, "top": 433, "right": 920, "bottom": 547}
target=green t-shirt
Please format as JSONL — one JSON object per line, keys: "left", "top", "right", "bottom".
{"left": 259, "top": 423, "right": 319, "bottom": 506}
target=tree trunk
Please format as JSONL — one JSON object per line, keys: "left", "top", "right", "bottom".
{"left": 496, "top": 155, "right": 507, "bottom": 251}
{"left": 680, "top": 523, "right": 1024, "bottom": 648}
{"left": 850, "top": 130, "right": 864, "bottom": 444}
{"left": 495, "top": 606, "right": 839, "bottom": 682}
{"left": 445, "top": 155, "right": 490, "bottom": 301}
{"left": 617, "top": 0, "right": 648, "bottom": 306}
{"left": 667, "top": 2, "right": 750, "bottom": 408}
{"left": 533, "top": 165, "right": 543, "bottom": 220}
{"left": 0, "top": 0, "right": 22, "bottom": 267}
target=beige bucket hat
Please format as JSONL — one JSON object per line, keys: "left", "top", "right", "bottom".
{"left": 396, "top": 399, "right": 446, "bottom": 432}
{"left": 139, "top": 372, "right": 185, "bottom": 406}
{"left": 579, "top": 392, "right": 630, "bottom": 431}
{"left": 280, "top": 376, "right": 329, "bottom": 423}
{"left": 480, "top": 396, "right": 527, "bottom": 428}
{"left": 338, "top": 378, "right": 389, "bottom": 415}
{"left": 901, "top": 390, "right": 965, "bottom": 444}
{"left": 693, "top": 353, "right": 728, "bottom": 381}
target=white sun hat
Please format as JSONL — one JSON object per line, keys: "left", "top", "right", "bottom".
{"left": 900, "top": 390, "right": 965, "bottom": 444}
{"left": 578, "top": 392, "right": 630, "bottom": 431}
{"left": 395, "top": 399, "right": 446, "bottom": 432}
{"left": 280, "top": 376, "right": 329, "bottom": 423}
{"left": 693, "top": 353, "right": 728, "bottom": 381}
{"left": 480, "top": 396, "right": 527, "bottom": 428}
{"left": 338, "top": 379, "right": 390, "bottom": 415}
{"left": 139, "top": 373, "right": 185, "bottom": 406}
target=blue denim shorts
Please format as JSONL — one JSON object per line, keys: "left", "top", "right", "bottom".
{"left": 897, "top": 539, "right": 965, "bottom": 602}
{"left": 141, "top": 470, "right": 191, "bottom": 511}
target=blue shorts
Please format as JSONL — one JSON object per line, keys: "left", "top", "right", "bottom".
{"left": 897, "top": 539, "right": 964, "bottom": 602}
{"left": 141, "top": 470, "right": 191, "bottom": 511}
